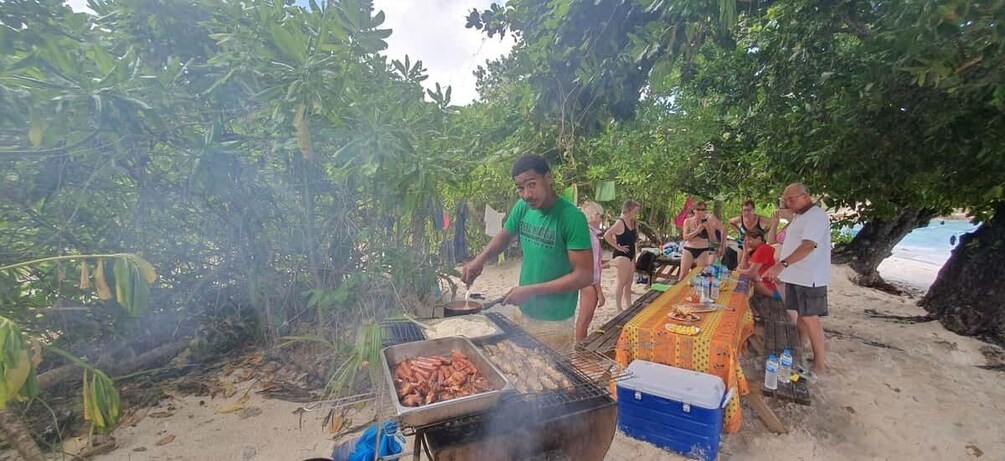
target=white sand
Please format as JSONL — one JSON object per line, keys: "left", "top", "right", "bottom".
{"left": 88, "top": 255, "right": 1005, "bottom": 461}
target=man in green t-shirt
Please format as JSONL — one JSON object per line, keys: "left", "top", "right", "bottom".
{"left": 461, "top": 154, "right": 594, "bottom": 331}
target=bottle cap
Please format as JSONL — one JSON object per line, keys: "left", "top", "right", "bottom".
{"left": 783, "top": 348, "right": 791, "bottom": 354}
{"left": 768, "top": 354, "right": 777, "bottom": 360}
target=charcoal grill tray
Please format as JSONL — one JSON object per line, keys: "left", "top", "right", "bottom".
{"left": 419, "top": 393, "right": 615, "bottom": 447}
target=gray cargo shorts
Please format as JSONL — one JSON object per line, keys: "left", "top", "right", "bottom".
{"left": 785, "top": 284, "right": 828, "bottom": 317}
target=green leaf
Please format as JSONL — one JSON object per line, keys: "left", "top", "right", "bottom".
{"left": 28, "top": 117, "right": 46, "bottom": 148}
{"left": 269, "top": 25, "right": 305, "bottom": 64}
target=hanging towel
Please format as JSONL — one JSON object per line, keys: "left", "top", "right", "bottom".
{"left": 453, "top": 201, "right": 468, "bottom": 262}
{"left": 674, "top": 196, "right": 694, "bottom": 230}
{"left": 485, "top": 204, "right": 505, "bottom": 237}
{"left": 594, "top": 180, "right": 616, "bottom": 202}
{"left": 561, "top": 184, "right": 578, "bottom": 205}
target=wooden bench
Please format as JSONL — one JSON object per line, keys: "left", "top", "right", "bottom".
{"left": 582, "top": 290, "right": 661, "bottom": 356}
{"left": 749, "top": 295, "right": 811, "bottom": 405}
{"left": 636, "top": 253, "right": 681, "bottom": 289}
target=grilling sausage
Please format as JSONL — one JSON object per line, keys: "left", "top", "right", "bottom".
{"left": 392, "top": 351, "right": 495, "bottom": 407}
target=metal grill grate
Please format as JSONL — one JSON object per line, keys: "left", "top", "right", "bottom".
{"left": 380, "top": 320, "right": 426, "bottom": 346}
{"left": 565, "top": 346, "right": 634, "bottom": 385}
{"left": 478, "top": 313, "right": 613, "bottom": 409}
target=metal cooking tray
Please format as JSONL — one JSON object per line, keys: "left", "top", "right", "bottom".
{"left": 421, "top": 314, "right": 505, "bottom": 341}
{"left": 381, "top": 336, "right": 512, "bottom": 427}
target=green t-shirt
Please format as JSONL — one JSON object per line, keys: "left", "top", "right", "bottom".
{"left": 504, "top": 197, "right": 592, "bottom": 320}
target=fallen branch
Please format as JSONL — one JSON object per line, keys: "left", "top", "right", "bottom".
{"left": 747, "top": 386, "right": 788, "bottom": 434}
{"left": 864, "top": 309, "right": 936, "bottom": 324}
{"left": 37, "top": 339, "right": 189, "bottom": 390}
{"left": 0, "top": 409, "right": 47, "bottom": 461}
{"left": 824, "top": 328, "right": 904, "bottom": 351}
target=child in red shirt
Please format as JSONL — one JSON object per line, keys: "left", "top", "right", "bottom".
{"left": 739, "top": 229, "right": 781, "bottom": 298}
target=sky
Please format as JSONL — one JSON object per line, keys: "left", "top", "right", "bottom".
{"left": 63, "top": 0, "right": 513, "bottom": 105}
{"left": 371, "top": 0, "right": 513, "bottom": 104}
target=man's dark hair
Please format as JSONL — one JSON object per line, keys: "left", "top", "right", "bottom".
{"left": 511, "top": 154, "right": 551, "bottom": 178}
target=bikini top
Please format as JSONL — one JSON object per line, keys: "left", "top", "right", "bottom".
{"left": 692, "top": 218, "right": 710, "bottom": 240}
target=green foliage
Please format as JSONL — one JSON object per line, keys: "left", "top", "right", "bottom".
{"left": 2, "top": 0, "right": 1002, "bottom": 364}
{"left": 1, "top": 0, "right": 468, "bottom": 351}
{"left": 680, "top": 0, "right": 1004, "bottom": 224}
{"left": 0, "top": 317, "right": 39, "bottom": 410}
{"left": 831, "top": 227, "right": 856, "bottom": 247}
{"left": 0, "top": 254, "right": 156, "bottom": 332}
{"left": 81, "top": 368, "right": 120, "bottom": 431}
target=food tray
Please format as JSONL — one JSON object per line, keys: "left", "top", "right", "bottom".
{"left": 380, "top": 336, "right": 512, "bottom": 427}
{"left": 665, "top": 324, "right": 701, "bottom": 336}
{"left": 675, "top": 303, "right": 725, "bottom": 313}
{"left": 421, "top": 314, "right": 505, "bottom": 341}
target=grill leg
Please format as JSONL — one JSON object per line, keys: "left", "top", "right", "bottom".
{"left": 413, "top": 430, "right": 424, "bottom": 460}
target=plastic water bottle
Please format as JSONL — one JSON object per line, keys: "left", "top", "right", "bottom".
{"left": 764, "top": 355, "right": 779, "bottom": 390}
{"left": 779, "top": 349, "right": 793, "bottom": 382}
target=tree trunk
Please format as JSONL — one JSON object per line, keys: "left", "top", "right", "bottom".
{"left": 921, "top": 203, "right": 1005, "bottom": 346}
{"left": 832, "top": 208, "right": 937, "bottom": 291}
{"left": 0, "top": 409, "right": 46, "bottom": 461}
{"left": 37, "top": 339, "right": 188, "bottom": 390}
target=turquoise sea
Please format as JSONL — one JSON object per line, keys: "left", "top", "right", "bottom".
{"left": 850, "top": 219, "right": 981, "bottom": 267}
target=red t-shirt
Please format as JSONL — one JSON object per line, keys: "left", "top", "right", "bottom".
{"left": 750, "top": 245, "right": 779, "bottom": 293}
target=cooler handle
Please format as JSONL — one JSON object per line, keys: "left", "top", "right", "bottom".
{"left": 720, "top": 388, "right": 736, "bottom": 409}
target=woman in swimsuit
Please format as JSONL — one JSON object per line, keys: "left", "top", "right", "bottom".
{"left": 604, "top": 200, "right": 640, "bottom": 311}
{"left": 679, "top": 201, "right": 724, "bottom": 282}
{"left": 728, "top": 199, "right": 771, "bottom": 250}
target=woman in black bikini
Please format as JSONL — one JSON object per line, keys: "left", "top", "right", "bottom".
{"left": 679, "top": 201, "right": 724, "bottom": 282}
{"left": 604, "top": 200, "right": 640, "bottom": 311}
{"left": 728, "top": 199, "right": 771, "bottom": 249}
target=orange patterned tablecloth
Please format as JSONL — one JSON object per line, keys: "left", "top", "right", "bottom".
{"left": 615, "top": 268, "right": 754, "bottom": 433}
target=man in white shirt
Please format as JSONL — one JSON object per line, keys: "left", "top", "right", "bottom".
{"left": 764, "top": 183, "right": 830, "bottom": 375}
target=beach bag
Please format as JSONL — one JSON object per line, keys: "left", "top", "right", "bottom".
{"left": 722, "top": 247, "right": 738, "bottom": 271}
{"left": 635, "top": 251, "right": 658, "bottom": 272}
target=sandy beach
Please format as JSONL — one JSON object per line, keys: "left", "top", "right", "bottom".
{"left": 87, "top": 255, "right": 1005, "bottom": 461}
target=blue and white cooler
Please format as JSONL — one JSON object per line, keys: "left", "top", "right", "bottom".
{"left": 616, "top": 360, "right": 734, "bottom": 461}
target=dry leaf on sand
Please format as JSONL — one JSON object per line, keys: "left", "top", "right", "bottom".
{"left": 215, "top": 394, "right": 250, "bottom": 414}
{"left": 156, "top": 435, "right": 176, "bottom": 446}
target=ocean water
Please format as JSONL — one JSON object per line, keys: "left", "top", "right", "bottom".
{"left": 848, "top": 219, "right": 981, "bottom": 267}
{"left": 893, "top": 219, "right": 981, "bottom": 266}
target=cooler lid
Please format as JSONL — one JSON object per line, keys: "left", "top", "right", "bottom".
{"left": 618, "top": 360, "right": 725, "bottom": 409}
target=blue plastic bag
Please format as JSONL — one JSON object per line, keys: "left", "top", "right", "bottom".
{"left": 332, "top": 421, "right": 404, "bottom": 461}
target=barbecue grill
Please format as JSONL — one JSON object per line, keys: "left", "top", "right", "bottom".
{"left": 381, "top": 320, "right": 427, "bottom": 346}
{"left": 388, "top": 313, "right": 619, "bottom": 461}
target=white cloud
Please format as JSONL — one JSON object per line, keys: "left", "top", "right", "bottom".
{"left": 373, "top": 0, "right": 513, "bottom": 105}
{"left": 64, "top": 0, "right": 513, "bottom": 105}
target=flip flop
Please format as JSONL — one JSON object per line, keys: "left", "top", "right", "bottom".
{"left": 794, "top": 366, "right": 819, "bottom": 383}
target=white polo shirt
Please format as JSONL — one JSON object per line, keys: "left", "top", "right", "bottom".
{"left": 778, "top": 205, "right": 831, "bottom": 287}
